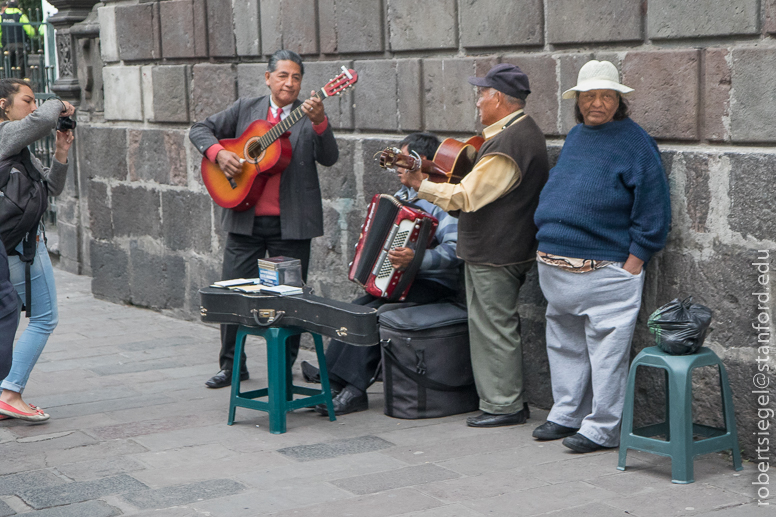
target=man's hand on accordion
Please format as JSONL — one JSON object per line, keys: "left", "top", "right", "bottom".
{"left": 388, "top": 247, "right": 415, "bottom": 270}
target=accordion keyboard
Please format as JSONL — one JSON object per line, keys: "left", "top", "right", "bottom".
{"left": 372, "top": 219, "right": 416, "bottom": 292}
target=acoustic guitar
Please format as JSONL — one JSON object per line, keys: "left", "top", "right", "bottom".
{"left": 377, "top": 136, "right": 484, "bottom": 184}
{"left": 201, "top": 66, "right": 359, "bottom": 211}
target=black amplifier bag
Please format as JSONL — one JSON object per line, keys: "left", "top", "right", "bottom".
{"left": 379, "top": 302, "right": 479, "bottom": 419}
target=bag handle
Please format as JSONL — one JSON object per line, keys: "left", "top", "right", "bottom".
{"left": 381, "top": 339, "right": 474, "bottom": 392}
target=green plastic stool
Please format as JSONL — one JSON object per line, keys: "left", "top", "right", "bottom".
{"left": 228, "top": 325, "right": 336, "bottom": 434}
{"left": 618, "top": 346, "right": 743, "bottom": 483}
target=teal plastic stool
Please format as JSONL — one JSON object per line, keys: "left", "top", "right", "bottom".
{"left": 228, "top": 325, "right": 336, "bottom": 434}
{"left": 618, "top": 346, "right": 743, "bottom": 483}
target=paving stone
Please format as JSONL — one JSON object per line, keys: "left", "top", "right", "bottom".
{"left": 161, "top": 190, "right": 212, "bottom": 252}
{"left": 354, "top": 60, "right": 398, "bottom": 131}
{"left": 97, "top": 6, "right": 119, "bottom": 62}
{"left": 54, "top": 457, "right": 146, "bottom": 482}
{"left": 730, "top": 48, "right": 776, "bottom": 143}
{"left": 728, "top": 152, "right": 776, "bottom": 241}
{"left": 423, "top": 58, "right": 477, "bottom": 133}
{"left": 462, "top": 480, "right": 619, "bottom": 515}
{"left": 103, "top": 66, "right": 142, "bottom": 121}
{"left": 190, "top": 63, "right": 237, "bottom": 123}
{"left": 420, "top": 465, "right": 549, "bottom": 502}
{"left": 397, "top": 58, "right": 423, "bottom": 131}
{"left": 196, "top": 482, "right": 351, "bottom": 516}
{"left": 20, "top": 501, "right": 122, "bottom": 517}
{"left": 0, "top": 470, "right": 67, "bottom": 497}
{"left": 114, "top": 4, "right": 160, "bottom": 60}
{"left": 259, "top": 0, "right": 281, "bottom": 55}
{"left": 18, "top": 474, "right": 147, "bottom": 510}
{"left": 606, "top": 484, "right": 752, "bottom": 516}
{"left": 205, "top": 0, "right": 235, "bottom": 57}
{"left": 111, "top": 185, "right": 161, "bottom": 238}
{"left": 281, "top": 0, "right": 318, "bottom": 55}
{"left": 233, "top": 0, "right": 260, "bottom": 56}
{"left": 319, "top": 0, "right": 383, "bottom": 53}
{"left": 704, "top": 48, "right": 731, "bottom": 142}
{"left": 301, "top": 60, "right": 354, "bottom": 130}
{"left": 392, "top": 505, "right": 484, "bottom": 517}
{"left": 502, "top": 54, "right": 559, "bottom": 135}
{"left": 333, "top": 463, "right": 459, "bottom": 495}
{"left": 460, "top": 0, "right": 542, "bottom": 48}
{"left": 128, "top": 129, "right": 188, "bottom": 186}
{"left": 388, "top": 0, "right": 457, "bottom": 51}
{"left": 151, "top": 65, "right": 190, "bottom": 124}
{"left": 557, "top": 52, "right": 594, "bottom": 134}
{"left": 88, "top": 181, "right": 112, "bottom": 241}
{"left": 159, "top": 0, "right": 207, "bottom": 59}
{"left": 547, "top": 0, "right": 642, "bottom": 44}
{"left": 267, "top": 487, "right": 443, "bottom": 517}
{"left": 621, "top": 49, "right": 700, "bottom": 140}
{"left": 277, "top": 435, "right": 394, "bottom": 462}
{"left": 237, "top": 63, "right": 265, "bottom": 98}
{"left": 128, "top": 247, "right": 186, "bottom": 310}
{"left": 77, "top": 126, "right": 128, "bottom": 181}
{"left": 0, "top": 500, "right": 11, "bottom": 517}
{"left": 648, "top": 0, "right": 759, "bottom": 39}
{"left": 89, "top": 240, "right": 130, "bottom": 303}
{"left": 120, "top": 479, "right": 245, "bottom": 510}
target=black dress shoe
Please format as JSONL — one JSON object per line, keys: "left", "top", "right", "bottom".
{"left": 466, "top": 403, "right": 530, "bottom": 428}
{"left": 532, "top": 421, "right": 580, "bottom": 441}
{"left": 205, "top": 369, "right": 249, "bottom": 389}
{"left": 301, "top": 360, "right": 321, "bottom": 383}
{"left": 562, "top": 433, "right": 611, "bottom": 453}
{"left": 315, "top": 384, "right": 368, "bottom": 416}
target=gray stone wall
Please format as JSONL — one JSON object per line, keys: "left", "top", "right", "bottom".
{"left": 58, "top": 0, "right": 774, "bottom": 458}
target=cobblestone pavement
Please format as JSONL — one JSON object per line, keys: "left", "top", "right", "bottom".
{"left": 0, "top": 269, "right": 770, "bottom": 516}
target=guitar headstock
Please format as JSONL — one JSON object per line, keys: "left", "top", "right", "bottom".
{"left": 376, "top": 147, "right": 421, "bottom": 172}
{"left": 322, "top": 66, "right": 359, "bottom": 97}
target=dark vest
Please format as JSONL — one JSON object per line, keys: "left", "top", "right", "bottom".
{"left": 1, "top": 10, "right": 26, "bottom": 47}
{"left": 457, "top": 114, "right": 549, "bottom": 266}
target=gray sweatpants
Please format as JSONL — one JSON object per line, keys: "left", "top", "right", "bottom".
{"left": 538, "top": 261, "right": 644, "bottom": 447}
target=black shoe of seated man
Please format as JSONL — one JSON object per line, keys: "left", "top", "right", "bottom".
{"left": 301, "top": 360, "right": 321, "bottom": 383}
{"left": 315, "top": 384, "right": 368, "bottom": 416}
{"left": 562, "top": 432, "right": 611, "bottom": 453}
{"left": 466, "top": 402, "right": 530, "bottom": 428}
{"left": 205, "top": 369, "right": 249, "bottom": 389}
{"left": 532, "top": 421, "right": 580, "bottom": 441}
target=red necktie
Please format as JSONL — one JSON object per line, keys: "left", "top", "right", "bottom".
{"left": 268, "top": 107, "right": 281, "bottom": 125}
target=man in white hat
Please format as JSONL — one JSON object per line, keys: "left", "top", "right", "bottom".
{"left": 532, "top": 60, "right": 671, "bottom": 452}
{"left": 405, "top": 63, "right": 550, "bottom": 428}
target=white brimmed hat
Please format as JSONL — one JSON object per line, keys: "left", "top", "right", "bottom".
{"left": 562, "top": 60, "right": 634, "bottom": 100}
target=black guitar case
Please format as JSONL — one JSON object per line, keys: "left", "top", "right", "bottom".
{"left": 199, "top": 287, "right": 379, "bottom": 346}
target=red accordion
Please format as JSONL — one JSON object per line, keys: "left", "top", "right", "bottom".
{"left": 348, "top": 194, "right": 438, "bottom": 301}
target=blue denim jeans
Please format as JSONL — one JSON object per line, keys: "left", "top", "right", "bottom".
{"left": 0, "top": 239, "right": 58, "bottom": 394}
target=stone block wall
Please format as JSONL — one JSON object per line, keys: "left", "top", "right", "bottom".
{"left": 58, "top": 0, "right": 775, "bottom": 459}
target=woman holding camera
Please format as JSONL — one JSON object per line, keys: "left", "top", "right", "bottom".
{"left": 0, "top": 78, "right": 74, "bottom": 422}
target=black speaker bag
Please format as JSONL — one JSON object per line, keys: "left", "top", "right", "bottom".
{"left": 380, "top": 302, "right": 479, "bottom": 419}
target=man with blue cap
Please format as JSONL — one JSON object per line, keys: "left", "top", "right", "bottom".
{"left": 404, "top": 63, "right": 550, "bottom": 428}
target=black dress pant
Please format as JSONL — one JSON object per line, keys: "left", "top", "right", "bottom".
{"left": 219, "top": 216, "right": 311, "bottom": 372}
{"left": 326, "top": 279, "right": 455, "bottom": 392}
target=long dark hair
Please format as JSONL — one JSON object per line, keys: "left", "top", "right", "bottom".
{"left": 0, "top": 78, "right": 31, "bottom": 121}
{"left": 574, "top": 93, "right": 630, "bottom": 124}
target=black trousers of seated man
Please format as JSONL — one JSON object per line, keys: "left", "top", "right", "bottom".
{"left": 219, "top": 216, "right": 311, "bottom": 373}
{"left": 326, "top": 279, "right": 455, "bottom": 392}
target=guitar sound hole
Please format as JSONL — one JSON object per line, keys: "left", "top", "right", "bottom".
{"left": 244, "top": 138, "right": 265, "bottom": 164}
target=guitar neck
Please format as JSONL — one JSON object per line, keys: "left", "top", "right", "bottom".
{"left": 256, "top": 87, "right": 327, "bottom": 149}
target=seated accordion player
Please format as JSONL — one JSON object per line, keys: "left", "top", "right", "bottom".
{"left": 348, "top": 194, "right": 438, "bottom": 302}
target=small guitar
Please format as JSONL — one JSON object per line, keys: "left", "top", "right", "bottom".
{"left": 377, "top": 136, "right": 484, "bottom": 184}
{"left": 201, "top": 66, "right": 358, "bottom": 211}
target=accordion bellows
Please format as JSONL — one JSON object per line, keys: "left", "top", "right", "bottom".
{"left": 348, "top": 194, "right": 438, "bottom": 301}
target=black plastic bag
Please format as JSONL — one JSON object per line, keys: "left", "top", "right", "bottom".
{"left": 647, "top": 297, "right": 713, "bottom": 355}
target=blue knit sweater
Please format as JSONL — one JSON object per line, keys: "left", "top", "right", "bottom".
{"left": 534, "top": 118, "right": 671, "bottom": 263}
